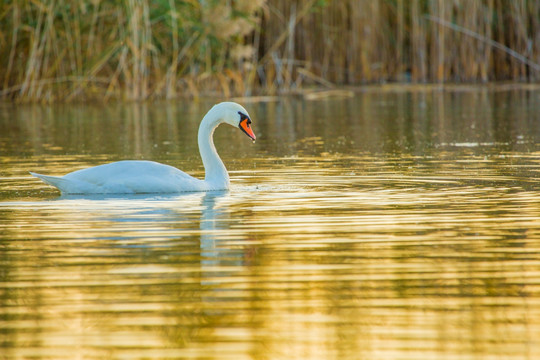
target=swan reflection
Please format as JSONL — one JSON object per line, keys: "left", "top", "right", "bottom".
{"left": 199, "top": 190, "right": 239, "bottom": 267}
{"left": 6, "top": 190, "right": 236, "bottom": 263}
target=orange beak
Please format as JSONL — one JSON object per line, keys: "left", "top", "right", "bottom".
{"left": 239, "top": 119, "right": 256, "bottom": 141}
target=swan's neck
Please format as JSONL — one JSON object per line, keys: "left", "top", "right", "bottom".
{"left": 198, "top": 110, "right": 229, "bottom": 189}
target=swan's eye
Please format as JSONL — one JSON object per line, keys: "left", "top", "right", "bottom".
{"left": 238, "top": 111, "right": 249, "bottom": 122}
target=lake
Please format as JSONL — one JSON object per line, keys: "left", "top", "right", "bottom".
{"left": 2, "top": 86, "right": 540, "bottom": 359}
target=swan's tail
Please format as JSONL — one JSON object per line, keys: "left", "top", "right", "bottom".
{"left": 30, "top": 172, "right": 71, "bottom": 193}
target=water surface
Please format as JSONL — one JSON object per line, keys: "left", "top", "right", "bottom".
{"left": 2, "top": 88, "right": 540, "bottom": 359}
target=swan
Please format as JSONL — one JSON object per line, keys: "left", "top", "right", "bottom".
{"left": 30, "top": 102, "right": 256, "bottom": 194}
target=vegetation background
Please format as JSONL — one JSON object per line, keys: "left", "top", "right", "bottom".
{"left": 1, "top": 0, "right": 540, "bottom": 102}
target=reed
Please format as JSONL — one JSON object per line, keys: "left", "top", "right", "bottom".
{"left": 1, "top": 0, "right": 540, "bottom": 102}
{"left": 258, "top": 0, "right": 540, "bottom": 86}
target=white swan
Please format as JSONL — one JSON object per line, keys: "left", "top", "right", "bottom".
{"left": 30, "top": 102, "right": 256, "bottom": 194}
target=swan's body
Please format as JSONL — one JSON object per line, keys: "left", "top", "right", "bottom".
{"left": 31, "top": 160, "right": 210, "bottom": 194}
{"left": 31, "top": 102, "right": 256, "bottom": 194}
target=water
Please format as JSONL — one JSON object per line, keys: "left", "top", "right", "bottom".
{"left": 2, "top": 87, "right": 540, "bottom": 359}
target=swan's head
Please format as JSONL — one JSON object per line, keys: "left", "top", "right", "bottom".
{"left": 214, "top": 102, "right": 256, "bottom": 141}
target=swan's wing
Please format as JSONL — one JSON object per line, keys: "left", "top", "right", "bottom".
{"left": 32, "top": 161, "right": 207, "bottom": 194}
{"left": 65, "top": 161, "right": 205, "bottom": 193}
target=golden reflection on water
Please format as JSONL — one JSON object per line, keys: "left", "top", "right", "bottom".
{"left": 2, "top": 90, "right": 540, "bottom": 359}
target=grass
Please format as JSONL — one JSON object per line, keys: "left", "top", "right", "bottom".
{"left": 1, "top": 0, "right": 540, "bottom": 102}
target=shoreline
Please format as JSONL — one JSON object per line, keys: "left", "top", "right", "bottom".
{"left": 3, "top": 82, "right": 540, "bottom": 105}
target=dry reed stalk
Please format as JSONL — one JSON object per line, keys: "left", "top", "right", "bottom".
{"left": 395, "top": 0, "right": 405, "bottom": 81}
{"left": 411, "top": 0, "right": 428, "bottom": 82}
{"left": 19, "top": 2, "right": 44, "bottom": 99}
{"left": 125, "top": 0, "right": 150, "bottom": 100}
{"left": 429, "top": 0, "right": 449, "bottom": 82}
{"left": 165, "top": 0, "right": 179, "bottom": 99}
{"left": 4, "top": 2, "right": 20, "bottom": 91}
{"left": 347, "top": 0, "right": 361, "bottom": 83}
{"left": 531, "top": 0, "right": 540, "bottom": 81}
{"left": 510, "top": 0, "right": 528, "bottom": 79}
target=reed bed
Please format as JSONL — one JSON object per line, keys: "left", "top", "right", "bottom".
{"left": 1, "top": 0, "right": 540, "bottom": 102}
